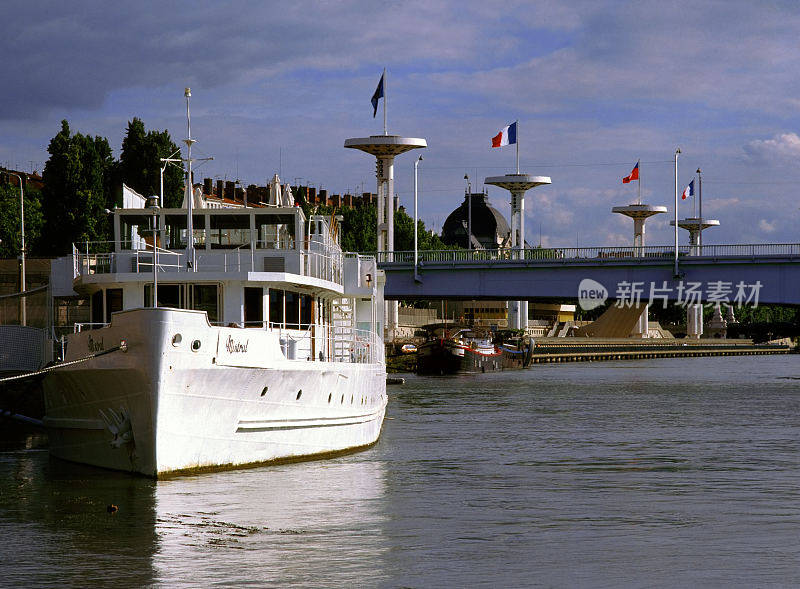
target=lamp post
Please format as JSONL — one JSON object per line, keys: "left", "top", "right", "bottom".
{"left": 414, "top": 155, "right": 422, "bottom": 281}
{"left": 9, "top": 173, "right": 26, "bottom": 326}
{"left": 464, "top": 174, "right": 472, "bottom": 250}
{"left": 674, "top": 147, "right": 680, "bottom": 277}
{"left": 146, "top": 196, "right": 160, "bottom": 307}
{"left": 696, "top": 167, "right": 703, "bottom": 252}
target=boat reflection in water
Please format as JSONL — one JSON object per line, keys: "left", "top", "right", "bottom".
{"left": 152, "top": 458, "right": 389, "bottom": 585}
{"left": 0, "top": 442, "right": 389, "bottom": 586}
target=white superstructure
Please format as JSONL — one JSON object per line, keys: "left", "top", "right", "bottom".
{"left": 43, "top": 200, "right": 387, "bottom": 477}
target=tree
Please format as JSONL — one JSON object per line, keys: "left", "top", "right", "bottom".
{"left": 341, "top": 204, "right": 377, "bottom": 252}
{"left": 117, "top": 118, "right": 184, "bottom": 207}
{"left": 394, "top": 207, "right": 447, "bottom": 251}
{"left": 40, "top": 120, "right": 115, "bottom": 254}
{"left": 0, "top": 181, "right": 43, "bottom": 258}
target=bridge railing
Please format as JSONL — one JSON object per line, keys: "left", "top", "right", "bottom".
{"left": 375, "top": 244, "right": 800, "bottom": 264}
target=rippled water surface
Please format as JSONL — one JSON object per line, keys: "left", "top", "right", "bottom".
{"left": 2, "top": 355, "right": 800, "bottom": 587}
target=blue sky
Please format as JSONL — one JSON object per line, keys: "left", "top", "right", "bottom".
{"left": 2, "top": 0, "right": 800, "bottom": 248}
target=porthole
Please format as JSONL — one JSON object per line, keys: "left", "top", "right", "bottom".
{"left": 296, "top": 390, "right": 302, "bottom": 400}
{"left": 171, "top": 334, "right": 182, "bottom": 347}
{"left": 261, "top": 387, "right": 268, "bottom": 397}
{"left": 328, "top": 393, "right": 332, "bottom": 403}
{"left": 191, "top": 340, "right": 202, "bottom": 352}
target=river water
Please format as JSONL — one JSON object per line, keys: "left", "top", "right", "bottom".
{"left": 1, "top": 355, "right": 800, "bottom": 587}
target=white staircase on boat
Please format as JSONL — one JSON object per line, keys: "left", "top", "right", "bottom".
{"left": 332, "top": 298, "right": 355, "bottom": 362}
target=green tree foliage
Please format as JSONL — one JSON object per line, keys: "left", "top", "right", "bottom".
{"left": 393, "top": 207, "right": 448, "bottom": 251}
{"left": 0, "top": 182, "right": 44, "bottom": 258}
{"left": 295, "top": 194, "right": 446, "bottom": 253}
{"left": 340, "top": 204, "right": 377, "bottom": 252}
{"left": 40, "top": 120, "right": 115, "bottom": 254}
{"left": 118, "top": 117, "right": 183, "bottom": 207}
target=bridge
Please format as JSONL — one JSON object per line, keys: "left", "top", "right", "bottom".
{"left": 376, "top": 244, "right": 800, "bottom": 306}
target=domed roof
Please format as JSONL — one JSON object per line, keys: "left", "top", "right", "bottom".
{"left": 442, "top": 193, "right": 510, "bottom": 249}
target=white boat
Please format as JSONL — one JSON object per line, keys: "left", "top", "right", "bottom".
{"left": 42, "top": 93, "right": 387, "bottom": 477}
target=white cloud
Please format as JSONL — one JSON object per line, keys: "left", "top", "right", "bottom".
{"left": 759, "top": 218, "right": 777, "bottom": 233}
{"left": 744, "top": 133, "right": 800, "bottom": 162}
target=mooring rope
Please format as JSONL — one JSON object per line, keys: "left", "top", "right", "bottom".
{"left": 0, "top": 343, "right": 126, "bottom": 385}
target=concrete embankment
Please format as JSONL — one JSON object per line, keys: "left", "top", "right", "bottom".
{"left": 529, "top": 338, "right": 790, "bottom": 364}
{"left": 385, "top": 338, "right": 791, "bottom": 372}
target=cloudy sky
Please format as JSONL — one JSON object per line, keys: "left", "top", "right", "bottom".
{"left": 2, "top": 0, "right": 800, "bottom": 248}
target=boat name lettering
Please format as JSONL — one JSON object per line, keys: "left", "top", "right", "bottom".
{"left": 225, "top": 336, "right": 249, "bottom": 353}
{"left": 87, "top": 335, "right": 104, "bottom": 353}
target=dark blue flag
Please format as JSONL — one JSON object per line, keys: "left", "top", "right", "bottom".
{"left": 371, "top": 73, "right": 384, "bottom": 118}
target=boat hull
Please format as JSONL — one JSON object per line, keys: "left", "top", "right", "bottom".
{"left": 416, "top": 339, "right": 532, "bottom": 375}
{"left": 43, "top": 308, "right": 387, "bottom": 477}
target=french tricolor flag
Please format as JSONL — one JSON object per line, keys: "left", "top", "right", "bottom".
{"left": 491, "top": 122, "right": 517, "bottom": 148}
{"left": 681, "top": 179, "right": 694, "bottom": 200}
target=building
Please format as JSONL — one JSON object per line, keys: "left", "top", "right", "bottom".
{"left": 441, "top": 192, "right": 511, "bottom": 249}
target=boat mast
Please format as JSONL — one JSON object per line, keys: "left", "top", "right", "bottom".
{"left": 184, "top": 87, "right": 197, "bottom": 271}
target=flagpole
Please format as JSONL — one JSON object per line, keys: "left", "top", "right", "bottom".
{"left": 674, "top": 148, "right": 680, "bottom": 276}
{"left": 516, "top": 119, "right": 519, "bottom": 174}
{"left": 383, "top": 68, "right": 387, "bottom": 136}
{"left": 637, "top": 159, "right": 641, "bottom": 204}
{"left": 697, "top": 167, "right": 703, "bottom": 252}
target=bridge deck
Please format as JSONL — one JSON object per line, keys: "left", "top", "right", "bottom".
{"left": 374, "top": 244, "right": 800, "bottom": 305}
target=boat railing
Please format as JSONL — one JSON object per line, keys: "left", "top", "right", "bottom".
{"left": 135, "top": 247, "right": 184, "bottom": 273}
{"left": 210, "top": 321, "right": 382, "bottom": 364}
{"left": 267, "top": 322, "right": 382, "bottom": 365}
{"left": 254, "top": 237, "right": 295, "bottom": 250}
{"left": 195, "top": 244, "right": 257, "bottom": 273}
{"left": 72, "top": 237, "right": 343, "bottom": 285}
{"left": 303, "top": 246, "right": 343, "bottom": 284}
{"left": 73, "top": 322, "right": 110, "bottom": 333}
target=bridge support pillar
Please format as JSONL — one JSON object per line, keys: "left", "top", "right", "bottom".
{"left": 508, "top": 300, "right": 528, "bottom": 331}
{"left": 631, "top": 306, "right": 649, "bottom": 338}
{"left": 686, "top": 304, "right": 703, "bottom": 339}
{"left": 485, "top": 174, "right": 552, "bottom": 335}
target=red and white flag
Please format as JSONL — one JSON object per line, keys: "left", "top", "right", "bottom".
{"left": 622, "top": 161, "right": 639, "bottom": 184}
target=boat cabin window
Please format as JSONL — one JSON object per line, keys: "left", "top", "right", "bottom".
{"left": 163, "top": 215, "right": 205, "bottom": 250}
{"left": 145, "top": 284, "right": 184, "bottom": 308}
{"left": 300, "top": 293, "right": 312, "bottom": 328}
{"left": 90, "top": 288, "right": 123, "bottom": 324}
{"left": 106, "top": 289, "right": 123, "bottom": 322}
{"left": 145, "top": 283, "right": 220, "bottom": 323}
{"left": 268, "top": 289, "right": 312, "bottom": 329}
{"left": 256, "top": 213, "right": 295, "bottom": 249}
{"left": 209, "top": 214, "right": 251, "bottom": 249}
{"left": 285, "top": 291, "right": 299, "bottom": 328}
{"left": 269, "top": 288, "right": 283, "bottom": 327}
{"left": 244, "top": 287, "right": 263, "bottom": 327}
{"left": 191, "top": 285, "right": 220, "bottom": 323}
{"left": 120, "top": 216, "right": 149, "bottom": 250}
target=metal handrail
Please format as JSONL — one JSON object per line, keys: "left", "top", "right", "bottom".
{"left": 210, "top": 320, "right": 382, "bottom": 364}
{"left": 74, "top": 322, "right": 109, "bottom": 333}
{"left": 375, "top": 243, "right": 800, "bottom": 264}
